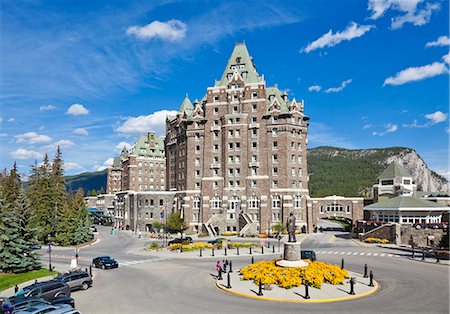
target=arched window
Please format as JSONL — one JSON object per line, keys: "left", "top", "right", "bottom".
{"left": 248, "top": 196, "right": 259, "bottom": 209}
{"left": 193, "top": 196, "right": 200, "bottom": 209}
{"left": 211, "top": 196, "right": 221, "bottom": 210}
{"left": 272, "top": 195, "right": 281, "bottom": 209}
{"left": 229, "top": 196, "right": 240, "bottom": 211}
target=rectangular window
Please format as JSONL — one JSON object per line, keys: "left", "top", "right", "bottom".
{"left": 228, "top": 156, "right": 234, "bottom": 163}
{"left": 272, "top": 154, "right": 278, "bottom": 162}
{"left": 236, "top": 142, "right": 241, "bottom": 150}
{"left": 235, "top": 130, "right": 240, "bottom": 138}
{"left": 214, "top": 95, "right": 219, "bottom": 102}
{"left": 228, "top": 130, "right": 234, "bottom": 137}
{"left": 251, "top": 180, "right": 257, "bottom": 188}
{"left": 252, "top": 104, "right": 257, "bottom": 112}
{"left": 235, "top": 156, "right": 241, "bottom": 164}
{"left": 273, "top": 167, "right": 278, "bottom": 175}
{"left": 252, "top": 92, "right": 258, "bottom": 99}
{"left": 273, "top": 141, "right": 278, "bottom": 149}
{"left": 214, "top": 107, "right": 219, "bottom": 114}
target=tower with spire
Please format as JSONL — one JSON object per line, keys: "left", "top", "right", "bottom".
{"left": 165, "top": 42, "right": 310, "bottom": 235}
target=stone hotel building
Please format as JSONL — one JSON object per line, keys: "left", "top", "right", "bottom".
{"left": 165, "top": 43, "right": 311, "bottom": 235}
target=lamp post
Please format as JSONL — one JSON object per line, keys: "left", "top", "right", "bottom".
{"left": 47, "top": 235, "right": 52, "bottom": 272}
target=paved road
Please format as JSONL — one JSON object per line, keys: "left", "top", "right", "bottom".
{"left": 40, "top": 226, "right": 449, "bottom": 313}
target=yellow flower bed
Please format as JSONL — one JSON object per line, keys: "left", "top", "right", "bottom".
{"left": 241, "top": 260, "right": 348, "bottom": 289}
{"left": 228, "top": 242, "right": 260, "bottom": 248}
{"left": 169, "top": 242, "right": 214, "bottom": 251}
{"left": 221, "top": 231, "right": 238, "bottom": 236}
{"left": 364, "top": 237, "right": 389, "bottom": 244}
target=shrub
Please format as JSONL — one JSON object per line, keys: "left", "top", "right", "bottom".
{"left": 169, "top": 242, "right": 214, "bottom": 251}
{"left": 146, "top": 242, "right": 159, "bottom": 251}
{"left": 364, "top": 237, "right": 389, "bottom": 244}
{"left": 228, "top": 242, "right": 260, "bottom": 248}
{"left": 221, "top": 231, "right": 238, "bottom": 236}
{"left": 240, "top": 260, "right": 348, "bottom": 289}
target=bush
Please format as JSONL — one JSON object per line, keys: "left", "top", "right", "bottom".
{"left": 228, "top": 242, "right": 260, "bottom": 249}
{"left": 240, "top": 260, "right": 348, "bottom": 289}
{"left": 146, "top": 242, "right": 159, "bottom": 251}
{"left": 169, "top": 242, "right": 214, "bottom": 251}
{"left": 221, "top": 231, "right": 238, "bottom": 236}
{"left": 364, "top": 237, "right": 389, "bottom": 244}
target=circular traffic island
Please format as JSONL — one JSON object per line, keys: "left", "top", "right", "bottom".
{"left": 216, "top": 260, "right": 379, "bottom": 303}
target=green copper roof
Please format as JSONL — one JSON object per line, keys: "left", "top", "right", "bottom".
{"left": 112, "top": 157, "right": 121, "bottom": 170}
{"left": 266, "top": 86, "right": 290, "bottom": 113}
{"left": 120, "top": 147, "right": 129, "bottom": 160}
{"left": 178, "top": 94, "right": 194, "bottom": 115}
{"left": 366, "top": 195, "right": 449, "bottom": 209}
{"left": 132, "top": 133, "right": 165, "bottom": 158}
{"left": 378, "top": 161, "right": 411, "bottom": 179}
{"left": 216, "top": 43, "right": 262, "bottom": 87}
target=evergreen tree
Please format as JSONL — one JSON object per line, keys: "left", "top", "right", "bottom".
{"left": 0, "top": 195, "right": 37, "bottom": 273}
{"left": 98, "top": 187, "right": 105, "bottom": 195}
{"left": 71, "top": 188, "right": 93, "bottom": 244}
{"left": 15, "top": 190, "right": 41, "bottom": 270}
{"left": 2, "top": 162, "right": 22, "bottom": 211}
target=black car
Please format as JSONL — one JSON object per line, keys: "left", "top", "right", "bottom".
{"left": 7, "top": 296, "right": 75, "bottom": 312}
{"left": 207, "top": 238, "right": 226, "bottom": 245}
{"left": 168, "top": 237, "right": 193, "bottom": 245}
{"left": 92, "top": 256, "right": 119, "bottom": 269}
{"left": 301, "top": 250, "right": 317, "bottom": 261}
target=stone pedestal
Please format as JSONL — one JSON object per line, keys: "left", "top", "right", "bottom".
{"left": 276, "top": 242, "right": 309, "bottom": 268}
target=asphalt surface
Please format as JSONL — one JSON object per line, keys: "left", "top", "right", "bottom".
{"left": 40, "top": 226, "right": 449, "bottom": 314}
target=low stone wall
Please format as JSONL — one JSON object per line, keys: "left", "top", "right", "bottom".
{"left": 359, "top": 224, "right": 399, "bottom": 244}
{"left": 401, "top": 226, "right": 445, "bottom": 247}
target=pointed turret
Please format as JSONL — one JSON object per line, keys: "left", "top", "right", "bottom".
{"left": 216, "top": 42, "right": 262, "bottom": 86}
{"left": 378, "top": 161, "right": 411, "bottom": 180}
{"left": 178, "top": 94, "right": 194, "bottom": 116}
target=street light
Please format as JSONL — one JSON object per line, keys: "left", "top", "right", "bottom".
{"left": 47, "top": 235, "right": 52, "bottom": 272}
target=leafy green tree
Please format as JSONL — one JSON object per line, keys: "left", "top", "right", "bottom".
{"left": 272, "top": 223, "right": 286, "bottom": 235}
{"left": 167, "top": 211, "right": 186, "bottom": 233}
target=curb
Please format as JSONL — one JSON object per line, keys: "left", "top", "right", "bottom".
{"left": 48, "top": 237, "right": 100, "bottom": 251}
{"left": 215, "top": 277, "right": 379, "bottom": 303}
{"left": 407, "top": 257, "right": 450, "bottom": 266}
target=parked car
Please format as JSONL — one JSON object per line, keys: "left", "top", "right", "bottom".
{"left": 207, "top": 238, "right": 227, "bottom": 245}
{"left": 54, "top": 271, "right": 92, "bottom": 291}
{"left": 90, "top": 225, "right": 97, "bottom": 233}
{"left": 0, "top": 296, "right": 14, "bottom": 314}
{"left": 92, "top": 256, "right": 118, "bottom": 269}
{"left": 168, "top": 237, "right": 193, "bottom": 245}
{"left": 13, "top": 281, "right": 70, "bottom": 301}
{"left": 8, "top": 297, "right": 75, "bottom": 312}
{"left": 301, "top": 250, "right": 317, "bottom": 261}
{"left": 14, "top": 303, "right": 73, "bottom": 314}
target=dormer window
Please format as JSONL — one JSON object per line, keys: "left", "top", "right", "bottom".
{"left": 236, "top": 57, "right": 241, "bottom": 63}
{"left": 231, "top": 65, "right": 236, "bottom": 70}
{"left": 239, "top": 64, "right": 245, "bottom": 70}
{"left": 227, "top": 74, "right": 232, "bottom": 80}
{"left": 269, "top": 95, "right": 275, "bottom": 101}
{"left": 242, "top": 72, "right": 247, "bottom": 79}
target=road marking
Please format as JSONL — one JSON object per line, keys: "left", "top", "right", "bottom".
{"left": 373, "top": 253, "right": 378, "bottom": 256}
{"left": 359, "top": 253, "right": 365, "bottom": 255}
{"left": 366, "top": 253, "right": 372, "bottom": 256}
{"left": 353, "top": 252, "right": 358, "bottom": 255}
{"left": 340, "top": 252, "right": 346, "bottom": 255}
{"left": 333, "top": 252, "right": 339, "bottom": 255}
{"left": 388, "top": 254, "right": 393, "bottom": 257}
{"left": 346, "top": 252, "right": 352, "bottom": 255}
{"left": 120, "top": 257, "right": 172, "bottom": 267}
{"left": 380, "top": 254, "right": 385, "bottom": 257}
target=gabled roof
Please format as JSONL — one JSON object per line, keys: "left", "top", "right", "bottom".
{"left": 120, "top": 147, "right": 129, "bottom": 160}
{"left": 132, "top": 133, "right": 165, "bottom": 158}
{"left": 266, "top": 86, "right": 290, "bottom": 113}
{"left": 378, "top": 161, "right": 411, "bottom": 179}
{"left": 111, "top": 157, "right": 121, "bottom": 170}
{"left": 365, "top": 195, "right": 448, "bottom": 209}
{"left": 216, "top": 42, "right": 262, "bottom": 87}
{"left": 178, "top": 94, "right": 194, "bottom": 116}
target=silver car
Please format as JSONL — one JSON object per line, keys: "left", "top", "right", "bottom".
{"left": 16, "top": 304, "right": 73, "bottom": 314}
{"left": 54, "top": 271, "right": 92, "bottom": 291}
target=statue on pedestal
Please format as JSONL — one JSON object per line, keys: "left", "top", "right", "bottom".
{"left": 287, "top": 212, "right": 296, "bottom": 243}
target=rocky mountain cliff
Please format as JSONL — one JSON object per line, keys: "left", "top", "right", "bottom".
{"left": 307, "top": 146, "right": 449, "bottom": 198}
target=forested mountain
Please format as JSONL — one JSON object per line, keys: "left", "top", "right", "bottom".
{"left": 65, "top": 169, "right": 107, "bottom": 194}
{"left": 308, "top": 146, "right": 448, "bottom": 197}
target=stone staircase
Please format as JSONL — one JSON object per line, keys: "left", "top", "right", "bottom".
{"left": 239, "top": 213, "right": 258, "bottom": 237}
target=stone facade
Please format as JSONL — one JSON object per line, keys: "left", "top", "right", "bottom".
{"left": 107, "top": 132, "right": 166, "bottom": 193}
{"left": 165, "top": 43, "right": 309, "bottom": 235}
{"left": 96, "top": 193, "right": 115, "bottom": 217}
{"left": 113, "top": 190, "right": 176, "bottom": 231}
{"left": 307, "top": 196, "right": 364, "bottom": 231}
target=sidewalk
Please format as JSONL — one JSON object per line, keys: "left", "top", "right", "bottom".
{"left": 216, "top": 270, "right": 378, "bottom": 303}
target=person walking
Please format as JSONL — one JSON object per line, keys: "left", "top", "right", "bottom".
{"left": 216, "top": 261, "right": 222, "bottom": 272}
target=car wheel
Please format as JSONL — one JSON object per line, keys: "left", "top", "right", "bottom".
{"left": 101, "top": 265, "right": 105, "bottom": 270}
{"left": 81, "top": 282, "right": 89, "bottom": 290}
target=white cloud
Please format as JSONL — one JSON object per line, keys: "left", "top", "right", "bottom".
{"left": 425, "top": 111, "right": 448, "bottom": 124}
{"left": 325, "top": 79, "right": 352, "bottom": 93}
{"left": 10, "top": 148, "right": 43, "bottom": 160}
{"left": 15, "top": 132, "right": 52, "bottom": 144}
{"left": 363, "top": 124, "right": 373, "bottom": 129}
{"left": 40, "top": 104, "right": 56, "bottom": 111}
{"left": 372, "top": 123, "right": 398, "bottom": 136}
{"left": 383, "top": 61, "right": 448, "bottom": 86}
{"left": 308, "top": 85, "right": 322, "bottom": 92}
{"left": 66, "top": 103, "right": 89, "bottom": 116}
{"left": 73, "top": 127, "right": 89, "bottom": 136}
{"left": 7, "top": 118, "right": 15, "bottom": 122}
{"left": 368, "top": 0, "right": 440, "bottom": 29}
{"left": 42, "top": 139, "right": 75, "bottom": 151}
{"left": 127, "top": 19, "right": 187, "bottom": 42}
{"left": 116, "top": 109, "right": 177, "bottom": 135}
{"left": 116, "top": 141, "right": 132, "bottom": 151}
{"left": 64, "top": 162, "right": 84, "bottom": 171}
{"left": 443, "top": 52, "right": 450, "bottom": 65}
{"left": 302, "top": 22, "right": 374, "bottom": 53}
{"left": 426, "top": 35, "right": 450, "bottom": 47}
{"left": 0, "top": 133, "right": 8, "bottom": 137}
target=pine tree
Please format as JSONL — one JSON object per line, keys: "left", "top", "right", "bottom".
{"left": 72, "top": 188, "right": 93, "bottom": 244}
{"left": 2, "top": 162, "right": 22, "bottom": 211}
{"left": 0, "top": 195, "right": 37, "bottom": 273}
{"left": 15, "top": 190, "right": 41, "bottom": 270}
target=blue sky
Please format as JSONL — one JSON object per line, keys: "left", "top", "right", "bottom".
{"left": 1, "top": 0, "right": 449, "bottom": 179}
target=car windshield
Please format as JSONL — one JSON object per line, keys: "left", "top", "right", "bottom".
{"left": 15, "top": 288, "right": 31, "bottom": 297}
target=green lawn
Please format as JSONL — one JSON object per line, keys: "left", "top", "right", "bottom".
{"left": 328, "top": 219, "right": 351, "bottom": 231}
{"left": 0, "top": 268, "right": 58, "bottom": 292}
